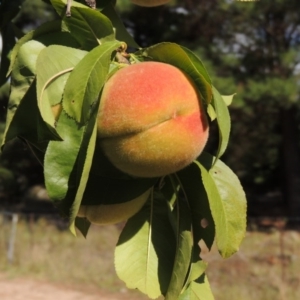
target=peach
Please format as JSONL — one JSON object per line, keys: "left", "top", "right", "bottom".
{"left": 130, "top": 0, "right": 171, "bottom": 7}
{"left": 77, "top": 188, "right": 151, "bottom": 225}
{"left": 97, "top": 61, "right": 209, "bottom": 178}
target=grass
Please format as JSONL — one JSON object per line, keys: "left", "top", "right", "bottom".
{"left": 203, "top": 230, "right": 300, "bottom": 300}
{"left": 0, "top": 216, "right": 146, "bottom": 298}
{"left": 0, "top": 215, "right": 300, "bottom": 300}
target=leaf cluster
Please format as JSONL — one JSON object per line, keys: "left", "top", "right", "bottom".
{"left": 0, "top": 1, "right": 247, "bottom": 299}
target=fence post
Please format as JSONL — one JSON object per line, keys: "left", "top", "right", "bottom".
{"left": 7, "top": 213, "right": 19, "bottom": 264}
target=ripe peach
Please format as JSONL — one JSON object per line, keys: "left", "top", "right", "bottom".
{"left": 130, "top": 0, "right": 171, "bottom": 7}
{"left": 97, "top": 61, "right": 209, "bottom": 178}
{"left": 77, "top": 188, "right": 151, "bottom": 225}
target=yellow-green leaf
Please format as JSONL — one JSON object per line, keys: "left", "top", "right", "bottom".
{"left": 63, "top": 40, "right": 122, "bottom": 124}
{"left": 197, "top": 153, "right": 247, "bottom": 258}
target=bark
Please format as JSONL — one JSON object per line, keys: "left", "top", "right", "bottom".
{"left": 281, "top": 107, "right": 300, "bottom": 221}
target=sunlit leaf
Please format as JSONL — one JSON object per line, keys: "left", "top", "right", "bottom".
{"left": 115, "top": 193, "right": 176, "bottom": 299}
{"left": 179, "top": 274, "right": 215, "bottom": 300}
{"left": 197, "top": 152, "right": 247, "bottom": 258}
{"left": 188, "top": 258, "right": 207, "bottom": 284}
{"left": 207, "top": 103, "right": 216, "bottom": 121}
{"left": 36, "top": 45, "right": 87, "bottom": 128}
{"left": 212, "top": 86, "right": 231, "bottom": 162}
{"left": 63, "top": 40, "right": 122, "bottom": 124}
{"left": 222, "top": 93, "right": 236, "bottom": 106}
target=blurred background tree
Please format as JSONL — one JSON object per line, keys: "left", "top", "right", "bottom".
{"left": 0, "top": 0, "right": 300, "bottom": 221}
{"left": 0, "top": 0, "right": 56, "bottom": 207}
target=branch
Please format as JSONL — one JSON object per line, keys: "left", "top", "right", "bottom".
{"left": 66, "top": 0, "right": 72, "bottom": 17}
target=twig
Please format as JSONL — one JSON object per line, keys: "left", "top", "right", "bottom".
{"left": 115, "top": 43, "right": 131, "bottom": 64}
{"left": 66, "top": 0, "right": 72, "bottom": 17}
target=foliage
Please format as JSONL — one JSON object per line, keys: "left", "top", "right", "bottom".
{"left": 0, "top": 0, "right": 248, "bottom": 299}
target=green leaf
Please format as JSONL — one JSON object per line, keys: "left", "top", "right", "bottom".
{"left": 165, "top": 176, "right": 193, "bottom": 300}
{"left": 188, "top": 259, "right": 207, "bottom": 284}
{"left": 212, "top": 86, "right": 231, "bottom": 161}
{"left": 140, "top": 42, "right": 212, "bottom": 105}
{"left": 206, "top": 103, "right": 216, "bottom": 121}
{"left": 50, "top": 0, "right": 115, "bottom": 50}
{"left": 180, "top": 232, "right": 208, "bottom": 293}
{"left": 7, "top": 39, "right": 44, "bottom": 115}
{"left": 102, "top": 3, "right": 139, "bottom": 48}
{"left": 63, "top": 40, "right": 122, "bottom": 124}
{"left": 44, "top": 112, "right": 85, "bottom": 201}
{"left": 179, "top": 274, "right": 215, "bottom": 300}
{"left": 36, "top": 45, "right": 87, "bottom": 129}
{"left": 197, "top": 152, "right": 247, "bottom": 258}
{"left": 3, "top": 22, "right": 80, "bottom": 145}
{"left": 8, "top": 32, "right": 36, "bottom": 78}
{"left": 179, "top": 46, "right": 212, "bottom": 94}
{"left": 2, "top": 37, "right": 60, "bottom": 147}
{"left": 222, "top": 93, "right": 236, "bottom": 106}
{"left": 53, "top": 102, "right": 103, "bottom": 235}
{"left": 115, "top": 192, "right": 177, "bottom": 299}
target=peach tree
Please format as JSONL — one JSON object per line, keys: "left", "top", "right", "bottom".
{"left": 1, "top": 0, "right": 247, "bottom": 299}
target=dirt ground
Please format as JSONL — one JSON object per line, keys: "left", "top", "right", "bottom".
{"left": 0, "top": 274, "right": 139, "bottom": 300}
